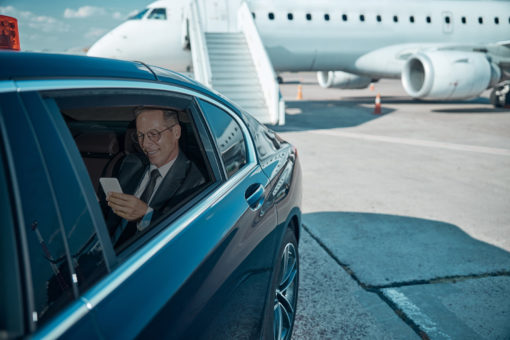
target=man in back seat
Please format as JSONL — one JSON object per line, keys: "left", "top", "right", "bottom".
{"left": 106, "top": 107, "right": 205, "bottom": 248}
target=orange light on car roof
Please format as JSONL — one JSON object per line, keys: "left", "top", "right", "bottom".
{"left": 0, "top": 15, "right": 20, "bottom": 51}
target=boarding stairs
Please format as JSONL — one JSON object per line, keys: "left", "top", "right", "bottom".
{"left": 206, "top": 32, "right": 269, "bottom": 122}
{"left": 187, "top": 0, "right": 284, "bottom": 125}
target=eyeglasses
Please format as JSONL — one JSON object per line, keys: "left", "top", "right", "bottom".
{"left": 133, "top": 124, "right": 176, "bottom": 144}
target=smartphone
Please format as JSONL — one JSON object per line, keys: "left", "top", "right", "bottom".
{"left": 99, "top": 177, "right": 123, "bottom": 194}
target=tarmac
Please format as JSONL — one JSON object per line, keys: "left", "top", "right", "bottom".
{"left": 273, "top": 73, "right": 510, "bottom": 339}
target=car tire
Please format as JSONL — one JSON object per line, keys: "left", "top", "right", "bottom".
{"left": 267, "top": 228, "right": 299, "bottom": 340}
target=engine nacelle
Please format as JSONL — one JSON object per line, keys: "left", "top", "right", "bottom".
{"left": 401, "top": 51, "right": 501, "bottom": 100}
{"left": 317, "top": 71, "right": 372, "bottom": 89}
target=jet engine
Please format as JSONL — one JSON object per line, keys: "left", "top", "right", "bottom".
{"left": 401, "top": 51, "right": 501, "bottom": 100}
{"left": 317, "top": 71, "right": 372, "bottom": 89}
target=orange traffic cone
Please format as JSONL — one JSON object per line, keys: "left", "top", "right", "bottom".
{"left": 297, "top": 85, "right": 303, "bottom": 100}
{"left": 374, "top": 93, "right": 382, "bottom": 114}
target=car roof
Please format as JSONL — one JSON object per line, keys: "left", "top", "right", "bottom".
{"left": 0, "top": 51, "right": 240, "bottom": 115}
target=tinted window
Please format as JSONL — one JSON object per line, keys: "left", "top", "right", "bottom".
{"left": 198, "top": 100, "right": 247, "bottom": 178}
{"left": 239, "top": 109, "right": 284, "bottom": 160}
{"left": 0, "top": 92, "right": 75, "bottom": 326}
{"left": 26, "top": 94, "right": 109, "bottom": 294}
{"left": 0, "top": 138, "right": 23, "bottom": 337}
{"left": 147, "top": 8, "right": 167, "bottom": 20}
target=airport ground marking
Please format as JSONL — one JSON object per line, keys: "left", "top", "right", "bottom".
{"left": 310, "top": 129, "right": 510, "bottom": 157}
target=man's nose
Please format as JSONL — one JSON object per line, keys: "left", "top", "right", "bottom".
{"left": 142, "top": 136, "right": 155, "bottom": 149}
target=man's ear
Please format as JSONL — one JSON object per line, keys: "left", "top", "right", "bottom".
{"left": 174, "top": 124, "right": 182, "bottom": 139}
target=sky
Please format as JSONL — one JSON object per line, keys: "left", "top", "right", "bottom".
{"left": 0, "top": 0, "right": 152, "bottom": 54}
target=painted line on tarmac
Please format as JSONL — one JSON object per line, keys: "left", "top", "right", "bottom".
{"left": 310, "top": 130, "right": 510, "bottom": 157}
{"left": 383, "top": 289, "right": 451, "bottom": 340}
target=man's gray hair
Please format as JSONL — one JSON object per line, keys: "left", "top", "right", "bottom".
{"left": 134, "top": 107, "right": 179, "bottom": 126}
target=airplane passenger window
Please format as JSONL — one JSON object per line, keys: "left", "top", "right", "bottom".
{"left": 478, "top": 17, "right": 483, "bottom": 24}
{"left": 324, "top": 14, "right": 330, "bottom": 21}
{"left": 147, "top": 8, "right": 166, "bottom": 20}
{"left": 342, "top": 14, "right": 348, "bottom": 22}
{"left": 461, "top": 16, "right": 467, "bottom": 24}
{"left": 287, "top": 13, "right": 293, "bottom": 20}
{"left": 393, "top": 15, "right": 399, "bottom": 23}
{"left": 494, "top": 17, "right": 499, "bottom": 24}
{"left": 410, "top": 16, "right": 415, "bottom": 23}
{"left": 252, "top": 12, "right": 255, "bottom": 19}
{"left": 445, "top": 16, "right": 451, "bottom": 24}
{"left": 268, "top": 12, "right": 275, "bottom": 20}
{"left": 306, "top": 13, "right": 312, "bottom": 21}
{"left": 128, "top": 8, "right": 149, "bottom": 20}
{"left": 376, "top": 15, "right": 382, "bottom": 22}
{"left": 426, "top": 16, "right": 431, "bottom": 23}
{"left": 359, "top": 14, "right": 365, "bottom": 22}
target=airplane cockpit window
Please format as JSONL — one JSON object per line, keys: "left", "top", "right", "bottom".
{"left": 147, "top": 8, "right": 167, "bottom": 20}
{"left": 128, "top": 8, "right": 149, "bottom": 20}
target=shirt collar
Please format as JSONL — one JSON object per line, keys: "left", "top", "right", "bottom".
{"left": 149, "top": 156, "right": 177, "bottom": 179}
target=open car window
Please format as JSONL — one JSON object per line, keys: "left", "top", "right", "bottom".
{"left": 41, "top": 89, "right": 218, "bottom": 255}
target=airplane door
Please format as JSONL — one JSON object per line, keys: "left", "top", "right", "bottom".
{"left": 203, "top": 0, "right": 229, "bottom": 32}
{"left": 442, "top": 11, "right": 453, "bottom": 34}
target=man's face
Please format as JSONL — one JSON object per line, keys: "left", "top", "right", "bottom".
{"left": 136, "top": 109, "right": 181, "bottom": 167}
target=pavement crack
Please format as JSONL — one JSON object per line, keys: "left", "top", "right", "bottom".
{"left": 367, "top": 271, "right": 510, "bottom": 290}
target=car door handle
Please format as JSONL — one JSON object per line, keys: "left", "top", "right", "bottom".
{"left": 245, "top": 183, "right": 265, "bottom": 210}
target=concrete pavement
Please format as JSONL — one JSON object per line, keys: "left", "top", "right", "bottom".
{"left": 276, "top": 74, "right": 510, "bottom": 339}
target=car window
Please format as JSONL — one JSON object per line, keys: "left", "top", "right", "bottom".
{"left": 0, "top": 92, "right": 76, "bottom": 327}
{"left": 197, "top": 99, "right": 247, "bottom": 178}
{"left": 0, "top": 137, "right": 24, "bottom": 337}
{"left": 41, "top": 89, "right": 216, "bottom": 254}
{"left": 239, "top": 109, "right": 284, "bottom": 160}
{"left": 23, "top": 93, "right": 109, "bottom": 295}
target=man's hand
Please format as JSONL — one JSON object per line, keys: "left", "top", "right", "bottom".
{"left": 107, "top": 192, "right": 148, "bottom": 221}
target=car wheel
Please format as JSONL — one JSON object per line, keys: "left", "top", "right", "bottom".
{"left": 272, "top": 228, "right": 299, "bottom": 340}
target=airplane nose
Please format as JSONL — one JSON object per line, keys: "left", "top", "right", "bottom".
{"left": 87, "top": 33, "right": 120, "bottom": 58}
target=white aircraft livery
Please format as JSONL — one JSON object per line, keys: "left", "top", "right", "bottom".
{"left": 88, "top": 0, "right": 510, "bottom": 105}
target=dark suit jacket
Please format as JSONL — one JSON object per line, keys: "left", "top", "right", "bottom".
{"left": 107, "top": 151, "right": 206, "bottom": 247}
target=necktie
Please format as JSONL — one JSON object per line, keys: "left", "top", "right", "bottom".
{"left": 140, "top": 169, "right": 160, "bottom": 204}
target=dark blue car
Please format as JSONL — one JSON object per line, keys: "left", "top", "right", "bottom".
{"left": 0, "top": 51, "right": 301, "bottom": 339}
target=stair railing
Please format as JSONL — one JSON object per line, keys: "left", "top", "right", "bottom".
{"left": 237, "top": 2, "right": 285, "bottom": 125}
{"left": 189, "top": 0, "right": 212, "bottom": 87}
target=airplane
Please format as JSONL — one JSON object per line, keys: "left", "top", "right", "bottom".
{"left": 87, "top": 0, "right": 510, "bottom": 106}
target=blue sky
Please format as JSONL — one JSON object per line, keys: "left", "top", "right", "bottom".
{"left": 0, "top": 0, "right": 152, "bottom": 53}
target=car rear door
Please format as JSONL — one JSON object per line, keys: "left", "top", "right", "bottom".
{"left": 19, "top": 80, "right": 281, "bottom": 338}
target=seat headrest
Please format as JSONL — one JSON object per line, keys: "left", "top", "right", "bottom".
{"left": 75, "top": 132, "right": 119, "bottom": 155}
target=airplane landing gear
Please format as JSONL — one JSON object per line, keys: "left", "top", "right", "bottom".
{"left": 490, "top": 81, "right": 510, "bottom": 108}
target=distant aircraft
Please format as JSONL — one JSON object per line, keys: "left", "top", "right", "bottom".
{"left": 88, "top": 0, "right": 510, "bottom": 106}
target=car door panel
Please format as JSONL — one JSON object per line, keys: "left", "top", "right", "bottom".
{"left": 84, "top": 163, "right": 276, "bottom": 338}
